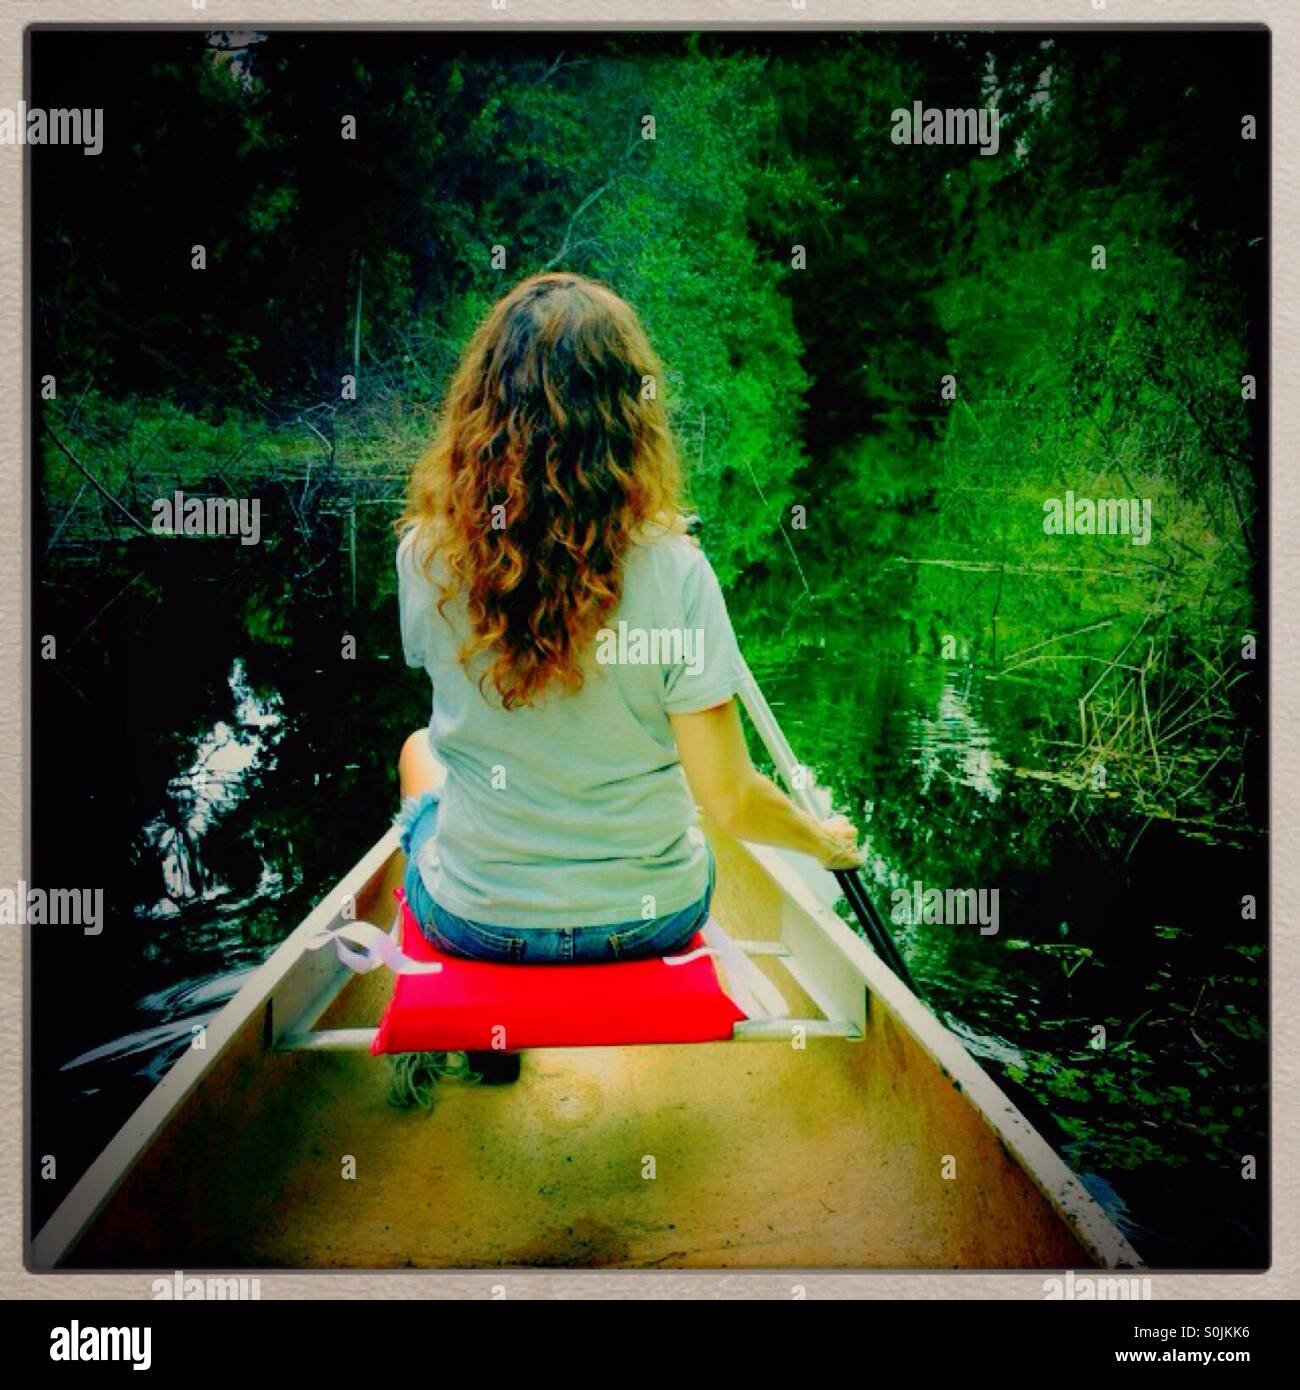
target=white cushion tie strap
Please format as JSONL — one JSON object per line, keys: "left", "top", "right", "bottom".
{"left": 308, "top": 916, "right": 784, "bottom": 1017}
{"left": 307, "top": 919, "right": 444, "bottom": 976}
{"left": 665, "top": 919, "right": 789, "bottom": 1021}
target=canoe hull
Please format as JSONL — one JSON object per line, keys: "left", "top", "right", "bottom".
{"left": 33, "top": 820, "right": 1139, "bottom": 1271}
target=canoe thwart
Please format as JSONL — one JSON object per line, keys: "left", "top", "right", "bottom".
{"left": 276, "top": 1019, "right": 861, "bottom": 1052}
{"left": 276, "top": 899, "right": 866, "bottom": 1053}
{"left": 278, "top": 1028, "right": 379, "bottom": 1053}
{"left": 732, "top": 1019, "right": 862, "bottom": 1041}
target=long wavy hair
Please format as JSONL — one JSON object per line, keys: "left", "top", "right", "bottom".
{"left": 399, "top": 272, "right": 684, "bottom": 709}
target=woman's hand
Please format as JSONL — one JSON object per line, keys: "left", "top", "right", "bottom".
{"left": 814, "top": 814, "right": 865, "bottom": 870}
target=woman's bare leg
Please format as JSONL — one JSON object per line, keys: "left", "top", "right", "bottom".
{"left": 398, "top": 727, "right": 446, "bottom": 799}
{"left": 396, "top": 727, "right": 519, "bottom": 1084}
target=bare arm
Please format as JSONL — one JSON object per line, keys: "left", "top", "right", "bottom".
{"left": 670, "top": 699, "right": 864, "bottom": 869}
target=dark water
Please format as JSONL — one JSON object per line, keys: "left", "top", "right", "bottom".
{"left": 31, "top": 506, "right": 1266, "bottom": 1267}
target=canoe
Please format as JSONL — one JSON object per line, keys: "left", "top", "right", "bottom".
{"left": 30, "top": 804, "right": 1143, "bottom": 1271}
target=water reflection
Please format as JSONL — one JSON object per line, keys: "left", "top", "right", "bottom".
{"left": 911, "top": 674, "right": 1002, "bottom": 801}
{"left": 60, "top": 968, "right": 253, "bottom": 1079}
{"left": 138, "top": 658, "right": 286, "bottom": 919}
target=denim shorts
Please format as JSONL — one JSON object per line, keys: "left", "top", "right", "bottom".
{"left": 395, "top": 791, "right": 715, "bottom": 964}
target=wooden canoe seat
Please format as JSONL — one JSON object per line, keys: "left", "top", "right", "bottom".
{"left": 279, "top": 888, "right": 863, "bottom": 1053}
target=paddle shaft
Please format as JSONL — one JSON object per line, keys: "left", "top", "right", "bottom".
{"left": 734, "top": 659, "right": 921, "bottom": 995}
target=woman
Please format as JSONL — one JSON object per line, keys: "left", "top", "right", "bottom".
{"left": 395, "top": 271, "right": 863, "bottom": 981}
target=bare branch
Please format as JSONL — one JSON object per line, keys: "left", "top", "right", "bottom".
{"left": 44, "top": 426, "right": 154, "bottom": 536}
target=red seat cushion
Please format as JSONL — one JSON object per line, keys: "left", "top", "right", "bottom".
{"left": 371, "top": 892, "right": 746, "bottom": 1054}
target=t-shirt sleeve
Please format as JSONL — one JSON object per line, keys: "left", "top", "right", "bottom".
{"left": 396, "top": 531, "right": 435, "bottom": 670}
{"left": 663, "top": 547, "right": 748, "bottom": 714}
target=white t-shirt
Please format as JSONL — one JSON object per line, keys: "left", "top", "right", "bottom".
{"left": 397, "top": 523, "right": 746, "bottom": 928}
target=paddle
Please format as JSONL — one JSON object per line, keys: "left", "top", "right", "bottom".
{"left": 733, "top": 658, "right": 922, "bottom": 997}
{"left": 678, "top": 512, "right": 920, "bottom": 993}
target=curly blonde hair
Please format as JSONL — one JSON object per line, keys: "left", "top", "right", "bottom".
{"left": 399, "top": 272, "right": 684, "bottom": 709}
